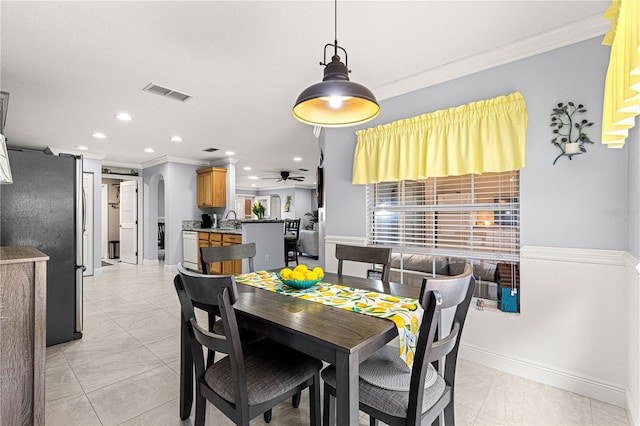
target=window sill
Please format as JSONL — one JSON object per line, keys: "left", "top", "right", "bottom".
{"left": 471, "top": 297, "right": 520, "bottom": 315}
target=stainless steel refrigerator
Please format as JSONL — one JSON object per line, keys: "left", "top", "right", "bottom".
{"left": 1, "top": 149, "right": 83, "bottom": 346}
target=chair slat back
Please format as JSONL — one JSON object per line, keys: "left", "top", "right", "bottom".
{"left": 174, "top": 263, "right": 251, "bottom": 415}
{"left": 200, "top": 242, "right": 256, "bottom": 274}
{"left": 420, "top": 264, "right": 473, "bottom": 309}
{"left": 405, "top": 264, "right": 475, "bottom": 424}
{"left": 335, "top": 244, "right": 392, "bottom": 282}
{"left": 284, "top": 219, "right": 301, "bottom": 239}
{"left": 177, "top": 263, "right": 239, "bottom": 305}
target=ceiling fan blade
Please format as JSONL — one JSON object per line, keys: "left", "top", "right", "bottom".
{"left": 290, "top": 177, "right": 305, "bottom": 181}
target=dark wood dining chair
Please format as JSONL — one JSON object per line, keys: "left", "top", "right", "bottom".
{"left": 284, "top": 219, "right": 301, "bottom": 266}
{"left": 200, "top": 242, "right": 256, "bottom": 274}
{"left": 321, "top": 264, "right": 475, "bottom": 426}
{"left": 175, "top": 264, "right": 322, "bottom": 426}
{"left": 335, "top": 244, "right": 392, "bottom": 281}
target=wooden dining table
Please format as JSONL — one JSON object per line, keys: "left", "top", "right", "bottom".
{"left": 179, "top": 271, "right": 420, "bottom": 425}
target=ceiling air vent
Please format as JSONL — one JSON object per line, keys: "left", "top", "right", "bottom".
{"left": 203, "top": 148, "right": 219, "bottom": 153}
{"left": 142, "top": 83, "right": 193, "bottom": 102}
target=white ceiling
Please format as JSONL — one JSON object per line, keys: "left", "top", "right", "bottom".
{"left": 1, "top": 1, "right": 610, "bottom": 189}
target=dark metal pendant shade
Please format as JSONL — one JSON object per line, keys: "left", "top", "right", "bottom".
{"left": 293, "top": 48, "right": 379, "bottom": 127}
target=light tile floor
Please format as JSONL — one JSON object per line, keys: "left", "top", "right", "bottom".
{"left": 45, "top": 263, "right": 633, "bottom": 425}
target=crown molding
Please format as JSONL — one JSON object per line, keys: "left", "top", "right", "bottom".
{"left": 210, "top": 157, "right": 239, "bottom": 166}
{"left": 141, "top": 155, "right": 209, "bottom": 169}
{"left": 102, "top": 160, "right": 142, "bottom": 169}
{"left": 520, "top": 246, "right": 625, "bottom": 266}
{"left": 376, "top": 13, "right": 610, "bottom": 101}
{"left": 235, "top": 183, "right": 316, "bottom": 191}
{"left": 47, "top": 146, "right": 106, "bottom": 160}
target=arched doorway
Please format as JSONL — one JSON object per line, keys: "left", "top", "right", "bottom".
{"left": 146, "top": 173, "right": 166, "bottom": 264}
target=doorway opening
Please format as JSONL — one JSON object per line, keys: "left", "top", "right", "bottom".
{"left": 101, "top": 174, "right": 142, "bottom": 265}
{"left": 157, "top": 178, "right": 165, "bottom": 262}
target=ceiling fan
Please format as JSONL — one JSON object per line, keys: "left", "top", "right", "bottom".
{"left": 262, "top": 171, "right": 305, "bottom": 182}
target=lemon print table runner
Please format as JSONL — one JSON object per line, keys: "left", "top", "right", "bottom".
{"left": 235, "top": 271, "right": 424, "bottom": 368}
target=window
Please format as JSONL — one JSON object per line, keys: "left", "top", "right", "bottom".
{"left": 366, "top": 171, "right": 520, "bottom": 306}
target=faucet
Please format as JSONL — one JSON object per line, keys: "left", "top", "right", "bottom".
{"left": 225, "top": 210, "right": 240, "bottom": 228}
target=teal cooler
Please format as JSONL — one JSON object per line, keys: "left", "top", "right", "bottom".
{"left": 499, "top": 287, "right": 519, "bottom": 312}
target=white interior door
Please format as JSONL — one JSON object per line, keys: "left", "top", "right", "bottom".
{"left": 119, "top": 180, "right": 138, "bottom": 264}
{"left": 101, "top": 183, "right": 108, "bottom": 259}
{"left": 82, "top": 173, "right": 94, "bottom": 276}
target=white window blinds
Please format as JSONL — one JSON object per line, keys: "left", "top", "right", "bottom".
{"left": 366, "top": 171, "right": 520, "bottom": 262}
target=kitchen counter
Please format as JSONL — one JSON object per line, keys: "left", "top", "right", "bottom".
{"left": 182, "top": 219, "right": 284, "bottom": 234}
{"left": 182, "top": 219, "right": 285, "bottom": 273}
{"left": 184, "top": 227, "right": 242, "bottom": 235}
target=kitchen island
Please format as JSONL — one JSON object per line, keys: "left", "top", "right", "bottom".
{"left": 183, "top": 220, "right": 284, "bottom": 273}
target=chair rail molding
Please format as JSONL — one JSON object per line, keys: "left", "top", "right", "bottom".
{"left": 324, "top": 235, "right": 367, "bottom": 246}
{"left": 520, "top": 245, "right": 626, "bottom": 266}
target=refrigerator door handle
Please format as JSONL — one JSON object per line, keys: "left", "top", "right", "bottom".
{"left": 82, "top": 189, "right": 86, "bottom": 232}
{"left": 75, "top": 157, "right": 84, "bottom": 334}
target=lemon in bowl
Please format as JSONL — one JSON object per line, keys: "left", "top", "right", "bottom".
{"left": 279, "top": 265, "right": 324, "bottom": 289}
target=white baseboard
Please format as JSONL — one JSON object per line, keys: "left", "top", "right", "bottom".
{"left": 143, "top": 259, "right": 160, "bottom": 266}
{"left": 627, "top": 390, "right": 639, "bottom": 426}
{"left": 459, "top": 342, "right": 627, "bottom": 408}
{"left": 164, "top": 264, "right": 177, "bottom": 274}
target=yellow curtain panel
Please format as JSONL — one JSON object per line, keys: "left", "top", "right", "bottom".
{"left": 601, "top": 0, "right": 640, "bottom": 148}
{"left": 352, "top": 92, "right": 527, "bottom": 185}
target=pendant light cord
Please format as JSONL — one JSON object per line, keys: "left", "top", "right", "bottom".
{"left": 334, "top": 0, "right": 338, "bottom": 56}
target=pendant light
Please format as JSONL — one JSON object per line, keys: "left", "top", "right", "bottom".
{"left": 293, "top": 0, "right": 379, "bottom": 127}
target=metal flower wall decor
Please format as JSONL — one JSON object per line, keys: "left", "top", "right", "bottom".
{"left": 550, "top": 102, "right": 594, "bottom": 165}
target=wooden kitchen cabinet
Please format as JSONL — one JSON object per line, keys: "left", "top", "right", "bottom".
{"left": 197, "top": 232, "right": 243, "bottom": 275}
{"left": 222, "top": 234, "right": 243, "bottom": 275}
{"left": 196, "top": 167, "right": 227, "bottom": 208}
{"left": 198, "top": 232, "right": 223, "bottom": 274}
{"left": 0, "top": 246, "right": 48, "bottom": 426}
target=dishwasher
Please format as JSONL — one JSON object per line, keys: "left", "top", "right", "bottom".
{"left": 182, "top": 231, "right": 199, "bottom": 271}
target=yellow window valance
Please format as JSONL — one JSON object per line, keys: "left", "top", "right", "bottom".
{"left": 352, "top": 92, "right": 527, "bottom": 185}
{"left": 601, "top": 0, "right": 640, "bottom": 148}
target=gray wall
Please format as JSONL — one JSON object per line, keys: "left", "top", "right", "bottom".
{"left": 143, "top": 161, "right": 201, "bottom": 266}
{"left": 324, "top": 37, "right": 629, "bottom": 251}
{"left": 256, "top": 187, "right": 315, "bottom": 220}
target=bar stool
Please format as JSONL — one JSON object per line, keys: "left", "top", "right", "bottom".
{"left": 284, "top": 219, "right": 301, "bottom": 266}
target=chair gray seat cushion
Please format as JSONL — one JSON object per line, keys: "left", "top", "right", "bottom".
{"left": 205, "top": 339, "right": 322, "bottom": 406}
{"left": 321, "top": 364, "right": 446, "bottom": 418}
{"left": 358, "top": 345, "right": 438, "bottom": 391}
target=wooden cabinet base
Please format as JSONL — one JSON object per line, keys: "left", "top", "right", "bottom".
{"left": 0, "top": 246, "right": 49, "bottom": 426}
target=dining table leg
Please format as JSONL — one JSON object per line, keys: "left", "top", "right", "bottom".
{"left": 179, "top": 313, "right": 193, "bottom": 420}
{"left": 334, "top": 351, "right": 359, "bottom": 425}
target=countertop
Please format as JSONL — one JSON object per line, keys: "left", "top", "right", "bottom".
{"left": 182, "top": 227, "right": 242, "bottom": 235}
{"left": 182, "top": 219, "right": 283, "bottom": 235}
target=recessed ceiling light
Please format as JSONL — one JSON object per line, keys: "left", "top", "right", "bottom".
{"left": 144, "top": 148, "right": 155, "bottom": 153}
{"left": 225, "top": 151, "right": 235, "bottom": 156}
{"left": 293, "top": 156, "right": 302, "bottom": 161}
{"left": 247, "top": 175, "right": 260, "bottom": 180}
{"left": 170, "top": 136, "right": 183, "bottom": 142}
{"left": 92, "top": 132, "right": 106, "bottom": 139}
{"left": 243, "top": 166, "right": 251, "bottom": 171}
{"left": 76, "top": 146, "right": 88, "bottom": 150}
{"left": 251, "top": 184, "right": 257, "bottom": 187}
{"left": 115, "top": 113, "right": 133, "bottom": 121}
